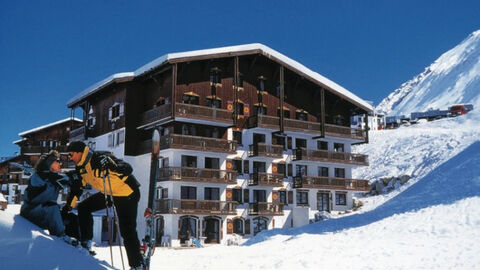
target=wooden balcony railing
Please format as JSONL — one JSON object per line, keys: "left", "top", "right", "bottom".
{"left": 138, "top": 104, "right": 172, "bottom": 128}
{"left": 160, "top": 134, "right": 237, "bottom": 153}
{"left": 246, "top": 115, "right": 366, "bottom": 140}
{"left": 21, "top": 145, "right": 69, "bottom": 154}
{"left": 325, "top": 124, "right": 366, "bottom": 140}
{"left": 248, "top": 143, "right": 284, "bottom": 158}
{"left": 69, "top": 126, "right": 85, "bottom": 141}
{"left": 293, "top": 148, "right": 368, "bottom": 166}
{"left": 175, "top": 103, "right": 233, "bottom": 124}
{"left": 158, "top": 167, "right": 237, "bottom": 184}
{"left": 154, "top": 199, "right": 238, "bottom": 215}
{"left": 248, "top": 172, "right": 284, "bottom": 187}
{"left": 293, "top": 176, "right": 370, "bottom": 191}
{"left": 248, "top": 202, "right": 284, "bottom": 216}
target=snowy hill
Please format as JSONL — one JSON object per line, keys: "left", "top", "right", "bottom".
{"left": 376, "top": 29, "right": 480, "bottom": 115}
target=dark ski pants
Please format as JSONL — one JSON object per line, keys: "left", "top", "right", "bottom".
{"left": 78, "top": 189, "right": 143, "bottom": 267}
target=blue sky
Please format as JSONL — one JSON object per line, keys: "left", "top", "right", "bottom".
{"left": 1, "top": 0, "right": 479, "bottom": 157}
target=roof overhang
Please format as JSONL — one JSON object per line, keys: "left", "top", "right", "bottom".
{"left": 18, "top": 118, "right": 83, "bottom": 137}
{"left": 67, "top": 44, "right": 373, "bottom": 112}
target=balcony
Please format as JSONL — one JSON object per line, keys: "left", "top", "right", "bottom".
{"left": 21, "top": 145, "right": 69, "bottom": 154}
{"left": 158, "top": 167, "right": 237, "bottom": 184}
{"left": 175, "top": 103, "right": 233, "bottom": 126}
{"left": 138, "top": 104, "right": 172, "bottom": 129}
{"left": 325, "top": 124, "right": 366, "bottom": 141}
{"left": 293, "top": 148, "right": 368, "bottom": 166}
{"left": 248, "top": 143, "right": 284, "bottom": 158}
{"left": 160, "top": 134, "right": 237, "bottom": 153}
{"left": 293, "top": 176, "right": 370, "bottom": 191}
{"left": 248, "top": 172, "right": 284, "bottom": 187}
{"left": 154, "top": 199, "right": 238, "bottom": 215}
{"left": 246, "top": 115, "right": 367, "bottom": 140}
{"left": 69, "top": 126, "right": 85, "bottom": 141}
{"left": 248, "top": 202, "right": 284, "bottom": 216}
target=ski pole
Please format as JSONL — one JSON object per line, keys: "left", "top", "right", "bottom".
{"left": 106, "top": 172, "right": 126, "bottom": 270}
{"left": 102, "top": 171, "right": 114, "bottom": 267}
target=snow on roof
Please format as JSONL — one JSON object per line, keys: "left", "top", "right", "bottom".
{"left": 18, "top": 118, "right": 83, "bottom": 137}
{"left": 67, "top": 43, "right": 373, "bottom": 111}
{"left": 12, "top": 138, "right": 27, "bottom": 145}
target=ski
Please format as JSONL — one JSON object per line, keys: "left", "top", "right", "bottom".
{"left": 141, "top": 128, "right": 161, "bottom": 270}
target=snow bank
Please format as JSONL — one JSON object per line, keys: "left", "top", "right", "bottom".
{"left": 0, "top": 205, "right": 112, "bottom": 270}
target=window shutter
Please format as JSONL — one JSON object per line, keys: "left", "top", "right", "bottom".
{"left": 288, "top": 191, "right": 293, "bottom": 204}
{"left": 227, "top": 219, "right": 233, "bottom": 234}
{"left": 108, "top": 107, "right": 112, "bottom": 120}
{"left": 119, "top": 103, "right": 124, "bottom": 116}
{"left": 287, "top": 164, "right": 293, "bottom": 177}
{"left": 272, "top": 163, "right": 278, "bottom": 174}
{"left": 245, "top": 219, "right": 250, "bottom": 235}
{"left": 108, "top": 134, "right": 113, "bottom": 147}
{"left": 272, "top": 190, "right": 279, "bottom": 203}
{"left": 226, "top": 159, "right": 233, "bottom": 171}
{"left": 226, "top": 188, "right": 233, "bottom": 201}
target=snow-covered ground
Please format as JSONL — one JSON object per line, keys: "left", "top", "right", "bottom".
{"left": 1, "top": 110, "right": 479, "bottom": 269}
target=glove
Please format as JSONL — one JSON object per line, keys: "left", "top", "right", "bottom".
{"left": 99, "top": 155, "right": 117, "bottom": 171}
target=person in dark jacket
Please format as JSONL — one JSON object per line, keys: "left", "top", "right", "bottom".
{"left": 20, "top": 150, "right": 74, "bottom": 243}
{"left": 66, "top": 141, "right": 143, "bottom": 269}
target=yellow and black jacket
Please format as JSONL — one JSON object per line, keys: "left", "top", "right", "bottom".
{"left": 65, "top": 146, "right": 140, "bottom": 209}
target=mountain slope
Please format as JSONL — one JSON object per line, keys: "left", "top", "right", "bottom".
{"left": 376, "top": 30, "right": 480, "bottom": 115}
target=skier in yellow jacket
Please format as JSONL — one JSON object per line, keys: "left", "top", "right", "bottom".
{"left": 65, "top": 141, "right": 143, "bottom": 270}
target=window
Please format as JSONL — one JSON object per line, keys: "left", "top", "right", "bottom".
{"left": 253, "top": 133, "right": 266, "bottom": 144}
{"left": 254, "top": 105, "right": 267, "bottom": 115}
{"left": 277, "top": 163, "right": 286, "bottom": 177}
{"left": 243, "top": 160, "right": 249, "bottom": 174}
{"left": 116, "top": 130, "right": 125, "bottom": 145}
{"left": 334, "top": 143, "right": 345, "bottom": 152}
{"left": 233, "top": 219, "right": 244, "bottom": 235}
{"left": 277, "top": 108, "right": 290, "bottom": 119}
{"left": 108, "top": 133, "right": 115, "bottom": 147}
{"left": 205, "top": 157, "right": 219, "bottom": 169}
{"left": 210, "top": 67, "right": 221, "bottom": 85}
{"left": 296, "top": 165, "right": 307, "bottom": 177}
{"left": 88, "top": 116, "right": 96, "bottom": 128}
{"left": 278, "top": 190, "right": 287, "bottom": 204}
{"left": 109, "top": 103, "right": 124, "bottom": 121}
{"left": 161, "top": 188, "right": 168, "bottom": 199}
{"left": 233, "top": 160, "right": 243, "bottom": 174}
{"left": 233, "top": 131, "right": 242, "bottom": 146}
{"left": 253, "top": 162, "right": 266, "bottom": 173}
{"left": 295, "top": 138, "right": 307, "bottom": 149}
{"left": 181, "top": 155, "right": 197, "bottom": 168}
{"left": 296, "top": 190, "right": 309, "bottom": 205}
{"left": 317, "top": 141, "right": 328, "bottom": 150}
{"left": 258, "top": 76, "right": 266, "bottom": 92}
{"left": 181, "top": 124, "right": 197, "bottom": 136}
{"left": 161, "top": 157, "right": 169, "bottom": 168}
{"left": 232, "top": 188, "right": 242, "bottom": 203}
{"left": 287, "top": 136, "right": 292, "bottom": 149}
{"left": 253, "top": 217, "right": 268, "bottom": 236}
{"left": 205, "top": 187, "right": 220, "bottom": 200}
{"left": 335, "top": 193, "right": 346, "bottom": 205}
{"left": 296, "top": 111, "right": 308, "bottom": 121}
{"left": 253, "top": 190, "right": 267, "bottom": 203}
{"left": 334, "top": 168, "right": 345, "bottom": 178}
{"left": 182, "top": 93, "right": 199, "bottom": 105}
{"left": 206, "top": 97, "right": 221, "bottom": 108}
{"left": 181, "top": 186, "right": 197, "bottom": 199}
{"left": 318, "top": 167, "right": 329, "bottom": 177}
{"left": 317, "top": 192, "right": 330, "bottom": 211}
{"left": 236, "top": 102, "right": 244, "bottom": 115}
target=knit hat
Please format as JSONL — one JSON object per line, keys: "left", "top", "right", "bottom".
{"left": 35, "top": 150, "right": 60, "bottom": 172}
{"left": 67, "top": 141, "right": 86, "bottom": 153}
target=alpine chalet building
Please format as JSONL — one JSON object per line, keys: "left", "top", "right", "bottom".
{"left": 67, "top": 44, "right": 372, "bottom": 247}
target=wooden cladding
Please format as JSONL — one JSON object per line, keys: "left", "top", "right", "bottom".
{"left": 293, "top": 148, "right": 369, "bottom": 166}
{"left": 154, "top": 199, "right": 238, "bottom": 215}
{"left": 160, "top": 134, "right": 237, "bottom": 153}
{"left": 158, "top": 167, "right": 237, "bottom": 184}
{"left": 175, "top": 103, "right": 233, "bottom": 124}
{"left": 293, "top": 176, "right": 370, "bottom": 191}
